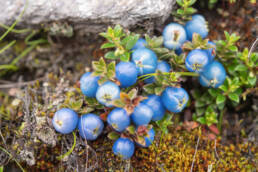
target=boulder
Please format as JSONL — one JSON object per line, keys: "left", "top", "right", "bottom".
{"left": 0, "top": 0, "right": 176, "bottom": 33}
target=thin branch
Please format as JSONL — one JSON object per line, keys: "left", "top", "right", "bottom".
{"left": 0, "top": 77, "right": 45, "bottom": 89}
{"left": 248, "top": 37, "right": 258, "bottom": 60}
{"left": 190, "top": 135, "right": 200, "bottom": 172}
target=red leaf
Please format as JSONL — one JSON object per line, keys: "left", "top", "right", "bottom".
{"left": 100, "top": 112, "right": 108, "bottom": 121}
{"left": 207, "top": 133, "right": 216, "bottom": 140}
{"left": 183, "top": 121, "right": 199, "bottom": 131}
{"left": 208, "top": 125, "right": 220, "bottom": 135}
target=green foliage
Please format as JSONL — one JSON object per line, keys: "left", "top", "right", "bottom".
{"left": 192, "top": 32, "right": 257, "bottom": 128}
{"left": 0, "top": 5, "right": 48, "bottom": 76}
{"left": 173, "top": 0, "right": 197, "bottom": 23}
{"left": 99, "top": 25, "right": 139, "bottom": 61}
{"left": 155, "top": 113, "right": 173, "bottom": 134}
{"left": 92, "top": 57, "right": 116, "bottom": 85}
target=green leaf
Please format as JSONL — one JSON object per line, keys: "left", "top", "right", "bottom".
{"left": 0, "top": 166, "right": 3, "bottom": 172}
{"left": 217, "top": 102, "right": 225, "bottom": 110}
{"left": 105, "top": 51, "right": 117, "bottom": 59}
{"left": 154, "top": 87, "right": 164, "bottom": 95}
{"left": 216, "top": 94, "right": 226, "bottom": 104}
{"left": 107, "top": 132, "right": 120, "bottom": 140}
{"left": 185, "top": 7, "right": 197, "bottom": 14}
{"left": 208, "top": 88, "right": 220, "bottom": 97}
{"left": 156, "top": 113, "right": 173, "bottom": 134}
{"left": 143, "top": 84, "right": 155, "bottom": 94}
{"left": 120, "top": 51, "right": 130, "bottom": 62}
{"left": 197, "top": 117, "right": 206, "bottom": 124}
{"left": 107, "top": 61, "right": 116, "bottom": 79}
{"left": 101, "top": 42, "right": 116, "bottom": 49}
{"left": 228, "top": 93, "right": 239, "bottom": 103}
{"left": 112, "top": 99, "right": 125, "bottom": 108}
{"left": 235, "top": 64, "right": 248, "bottom": 71}
{"left": 128, "top": 89, "right": 138, "bottom": 99}
{"left": 176, "top": 0, "right": 184, "bottom": 6}
{"left": 126, "top": 125, "right": 136, "bottom": 135}
{"left": 195, "top": 100, "right": 206, "bottom": 108}
{"left": 247, "top": 75, "right": 256, "bottom": 86}
{"left": 125, "top": 35, "right": 139, "bottom": 50}
{"left": 113, "top": 25, "right": 123, "bottom": 37}
{"left": 196, "top": 107, "right": 205, "bottom": 116}
{"left": 68, "top": 99, "right": 83, "bottom": 111}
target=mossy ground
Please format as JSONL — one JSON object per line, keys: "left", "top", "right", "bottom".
{"left": 0, "top": 0, "right": 257, "bottom": 171}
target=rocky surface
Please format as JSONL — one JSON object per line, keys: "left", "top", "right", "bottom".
{"left": 0, "top": 0, "right": 176, "bottom": 33}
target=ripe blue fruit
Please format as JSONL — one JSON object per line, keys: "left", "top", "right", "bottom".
{"left": 107, "top": 108, "right": 130, "bottom": 132}
{"left": 144, "top": 60, "right": 171, "bottom": 84}
{"left": 142, "top": 95, "right": 165, "bottom": 121}
{"left": 206, "top": 41, "right": 216, "bottom": 61}
{"left": 185, "top": 18, "right": 208, "bottom": 40}
{"left": 112, "top": 138, "right": 135, "bottom": 160}
{"left": 199, "top": 61, "right": 226, "bottom": 88}
{"left": 161, "top": 87, "right": 189, "bottom": 113}
{"left": 115, "top": 62, "right": 138, "bottom": 88}
{"left": 78, "top": 113, "right": 104, "bottom": 140}
{"left": 136, "top": 128, "right": 155, "bottom": 147}
{"left": 162, "top": 23, "right": 187, "bottom": 50}
{"left": 80, "top": 72, "right": 99, "bottom": 97}
{"left": 96, "top": 81, "right": 120, "bottom": 107}
{"left": 131, "top": 48, "right": 158, "bottom": 76}
{"left": 192, "top": 14, "right": 206, "bottom": 24}
{"left": 185, "top": 49, "right": 210, "bottom": 73}
{"left": 131, "top": 103, "right": 153, "bottom": 126}
{"left": 52, "top": 108, "right": 79, "bottom": 134}
{"left": 131, "top": 38, "right": 147, "bottom": 50}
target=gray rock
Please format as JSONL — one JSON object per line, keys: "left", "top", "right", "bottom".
{"left": 0, "top": 0, "right": 176, "bottom": 33}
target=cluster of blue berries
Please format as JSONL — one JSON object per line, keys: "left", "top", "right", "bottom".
{"left": 52, "top": 14, "right": 226, "bottom": 160}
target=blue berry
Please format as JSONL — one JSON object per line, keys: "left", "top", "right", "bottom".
{"left": 185, "top": 18, "right": 208, "bottom": 40}
{"left": 131, "top": 103, "right": 153, "bottom": 126}
{"left": 52, "top": 108, "right": 79, "bottom": 134}
{"left": 161, "top": 87, "right": 189, "bottom": 113}
{"left": 192, "top": 14, "right": 206, "bottom": 24}
{"left": 107, "top": 108, "right": 130, "bottom": 132}
{"left": 78, "top": 113, "right": 104, "bottom": 140}
{"left": 144, "top": 61, "right": 171, "bottom": 84}
{"left": 185, "top": 49, "right": 210, "bottom": 73}
{"left": 80, "top": 72, "right": 99, "bottom": 97}
{"left": 142, "top": 95, "right": 165, "bottom": 121}
{"left": 96, "top": 81, "right": 120, "bottom": 107}
{"left": 131, "top": 38, "right": 147, "bottom": 50}
{"left": 163, "top": 23, "right": 187, "bottom": 50}
{"left": 136, "top": 128, "right": 155, "bottom": 147}
{"left": 206, "top": 41, "right": 216, "bottom": 61}
{"left": 199, "top": 61, "right": 226, "bottom": 88}
{"left": 112, "top": 138, "right": 135, "bottom": 160}
{"left": 131, "top": 48, "right": 158, "bottom": 76}
{"left": 116, "top": 62, "right": 138, "bottom": 88}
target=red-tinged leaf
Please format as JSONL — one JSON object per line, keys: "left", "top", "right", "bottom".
{"left": 208, "top": 125, "right": 220, "bottom": 135}
{"left": 100, "top": 112, "right": 108, "bottom": 121}
{"left": 207, "top": 133, "right": 216, "bottom": 140}
{"left": 137, "top": 125, "right": 148, "bottom": 136}
{"left": 120, "top": 92, "right": 131, "bottom": 104}
{"left": 124, "top": 105, "right": 135, "bottom": 115}
{"left": 132, "top": 96, "right": 147, "bottom": 106}
{"left": 183, "top": 121, "right": 199, "bottom": 131}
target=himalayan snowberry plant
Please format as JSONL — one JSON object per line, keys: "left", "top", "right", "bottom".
{"left": 52, "top": 0, "right": 257, "bottom": 160}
